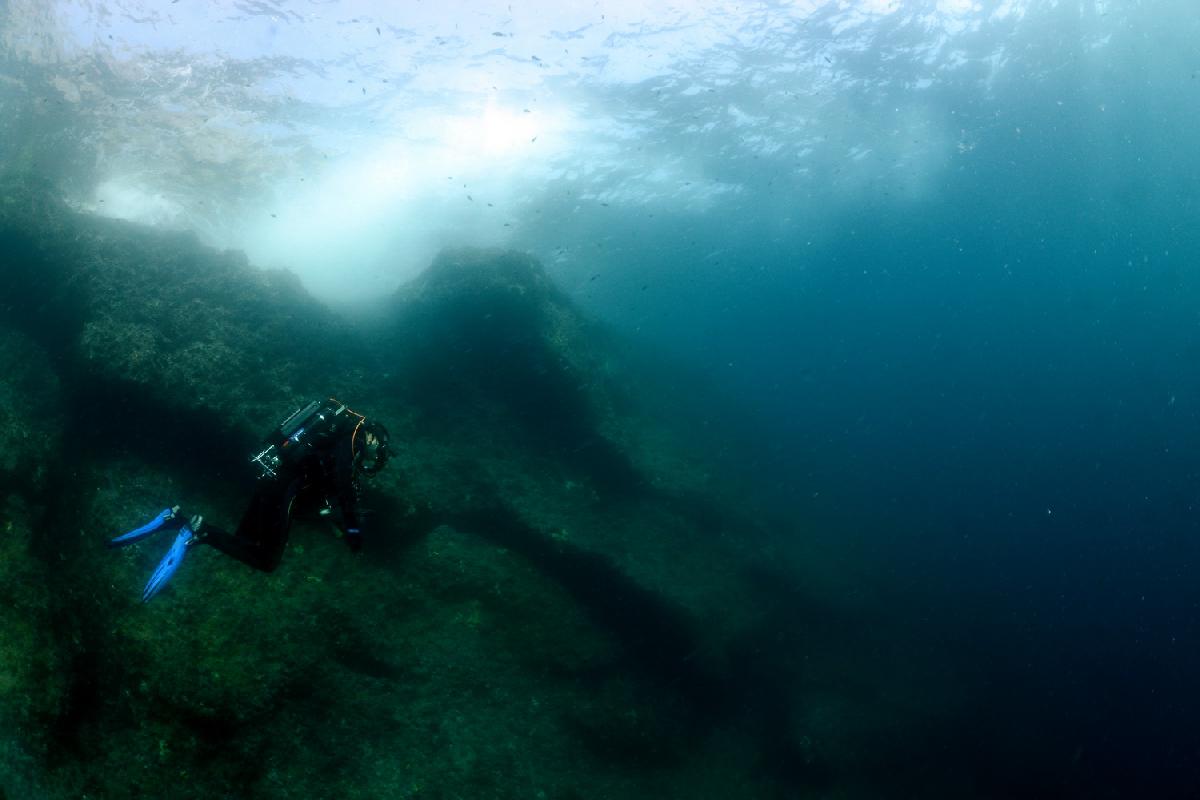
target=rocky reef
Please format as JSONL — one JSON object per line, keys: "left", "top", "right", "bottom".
{"left": 0, "top": 179, "right": 821, "bottom": 799}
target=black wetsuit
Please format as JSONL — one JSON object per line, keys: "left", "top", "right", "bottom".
{"left": 196, "top": 416, "right": 365, "bottom": 572}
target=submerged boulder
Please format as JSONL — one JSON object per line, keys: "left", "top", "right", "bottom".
{"left": 383, "top": 247, "right": 622, "bottom": 448}
{"left": 378, "top": 247, "right": 723, "bottom": 509}
{"left": 375, "top": 247, "right": 759, "bottom": 645}
{"left": 0, "top": 179, "right": 369, "bottom": 436}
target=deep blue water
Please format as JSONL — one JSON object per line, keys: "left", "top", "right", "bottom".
{"left": 580, "top": 16, "right": 1200, "bottom": 791}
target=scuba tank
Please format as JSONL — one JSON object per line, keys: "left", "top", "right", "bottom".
{"left": 249, "top": 399, "right": 361, "bottom": 480}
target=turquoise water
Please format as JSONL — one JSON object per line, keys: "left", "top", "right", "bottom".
{"left": 2, "top": 2, "right": 1198, "bottom": 796}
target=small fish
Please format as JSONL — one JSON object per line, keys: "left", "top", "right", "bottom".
{"left": 589, "top": 274, "right": 599, "bottom": 281}
{"left": 376, "top": 26, "right": 381, "bottom": 35}
{"left": 467, "top": 195, "right": 473, "bottom": 201}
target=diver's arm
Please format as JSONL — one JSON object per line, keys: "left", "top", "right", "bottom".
{"left": 333, "top": 436, "right": 364, "bottom": 550}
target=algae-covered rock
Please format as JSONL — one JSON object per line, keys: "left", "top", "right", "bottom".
{"left": 0, "top": 325, "right": 64, "bottom": 496}
{"left": 383, "top": 248, "right": 615, "bottom": 446}
{"left": 379, "top": 247, "right": 729, "bottom": 502}
{"left": 0, "top": 495, "right": 67, "bottom": 799}
{"left": 375, "top": 247, "right": 761, "bottom": 653}
{"left": 0, "top": 324, "right": 68, "bottom": 799}
{"left": 209, "top": 525, "right": 770, "bottom": 800}
{"left": 0, "top": 179, "right": 369, "bottom": 435}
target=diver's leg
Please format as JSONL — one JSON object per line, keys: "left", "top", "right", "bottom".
{"left": 193, "top": 480, "right": 299, "bottom": 572}
{"left": 193, "top": 520, "right": 277, "bottom": 572}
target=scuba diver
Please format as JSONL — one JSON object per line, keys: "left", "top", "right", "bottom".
{"left": 108, "top": 398, "right": 391, "bottom": 602}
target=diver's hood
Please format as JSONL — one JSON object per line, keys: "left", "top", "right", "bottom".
{"left": 359, "top": 421, "right": 391, "bottom": 475}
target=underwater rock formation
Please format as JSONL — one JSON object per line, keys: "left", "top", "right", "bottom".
{"left": 383, "top": 246, "right": 710, "bottom": 491}
{"left": 0, "top": 178, "right": 369, "bottom": 434}
{"left": 0, "top": 180, "right": 801, "bottom": 799}
{"left": 0, "top": 324, "right": 64, "bottom": 496}
{"left": 0, "top": 327, "right": 68, "bottom": 798}
{"left": 378, "top": 247, "right": 758, "bottom": 631}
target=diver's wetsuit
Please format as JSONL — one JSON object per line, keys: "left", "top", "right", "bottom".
{"left": 195, "top": 406, "right": 367, "bottom": 572}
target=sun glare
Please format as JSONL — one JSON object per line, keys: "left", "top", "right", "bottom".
{"left": 443, "top": 101, "right": 541, "bottom": 158}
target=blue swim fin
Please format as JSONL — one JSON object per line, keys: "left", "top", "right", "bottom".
{"left": 142, "top": 526, "right": 194, "bottom": 603}
{"left": 109, "top": 506, "right": 180, "bottom": 547}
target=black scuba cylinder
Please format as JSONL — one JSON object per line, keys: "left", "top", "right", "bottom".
{"left": 250, "top": 399, "right": 357, "bottom": 480}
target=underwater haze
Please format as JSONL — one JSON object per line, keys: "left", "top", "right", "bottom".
{"left": 4, "top": 0, "right": 1200, "bottom": 797}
